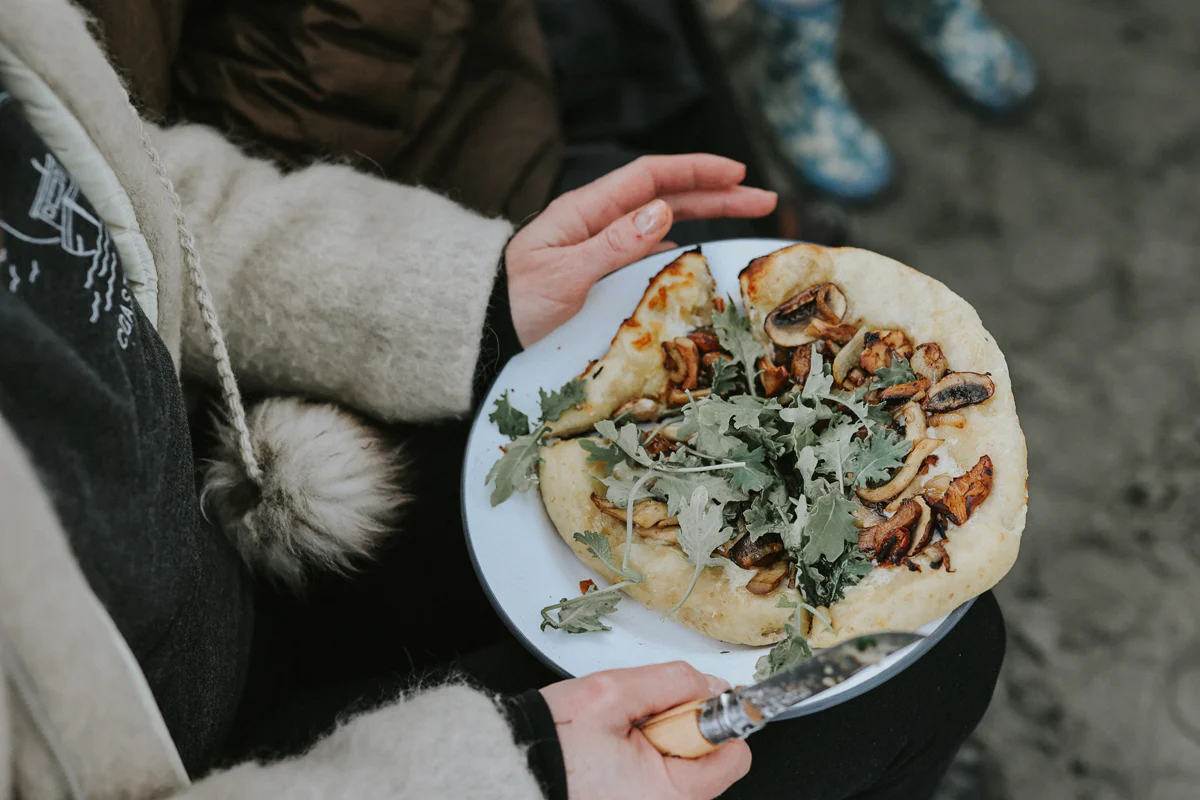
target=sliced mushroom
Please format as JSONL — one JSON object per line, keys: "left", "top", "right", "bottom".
{"left": 859, "top": 330, "right": 914, "bottom": 374}
{"left": 764, "top": 283, "right": 847, "bottom": 347}
{"left": 927, "top": 455, "right": 994, "bottom": 526}
{"left": 640, "top": 526, "right": 680, "bottom": 544}
{"left": 911, "top": 343, "right": 948, "bottom": 383}
{"left": 927, "top": 412, "right": 967, "bottom": 428}
{"left": 758, "top": 357, "right": 791, "bottom": 397}
{"left": 804, "top": 318, "right": 859, "bottom": 345}
{"left": 857, "top": 438, "right": 944, "bottom": 503}
{"left": 858, "top": 498, "right": 921, "bottom": 564}
{"left": 712, "top": 296, "right": 726, "bottom": 313}
{"left": 615, "top": 397, "right": 660, "bottom": 421}
{"left": 663, "top": 337, "right": 700, "bottom": 389}
{"left": 658, "top": 424, "right": 687, "bottom": 442}
{"left": 884, "top": 469, "right": 935, "bottom": 513}
{"left": 790, "top": 344, "right": 813, "bottom": 385}
{"left": 643, "top": 433, "right": 677, "bottom": 457}
{"left": 920, "top": 474, "right": 953, "bottom": 505}
{"left": 907, "top": 497, "right": 935, "bottom": 556}
{"left": 852, "top": 506, "right": 887, "bottom": 528}
{"left": 666, "top": 387, "right": 710, "bottom": 407}
{"left": 832, "top": 326, "right": 868, "bottom": 385}
{"left": 746, "top": 560, "right": 790, "bottom": 595}
{"left": 898, "top": 402, "right": 927, "bottom": 442}
{"left": 843, "top": 367, "right": 870, "bottom": 389}
{"left": 923, "top": 372, "right": 995, "bottom": 413}
{"left": 730, "top": 531, "right": 785, "bottom": 569}
{"left": 879, "top": 378, "right": 932, "bottom": 403}
{"left": 687, "top": 329, "right": 723, "bottom": 353}
{"left": 926, "top": 539, "right": 954, "bottom": 572}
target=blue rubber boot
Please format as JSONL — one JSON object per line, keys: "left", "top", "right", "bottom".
{"left": 884, "top": 0, "right": 1037, "bottom": 114}
{"left": 754, "top": 0, "right": 893, "bottom": 202}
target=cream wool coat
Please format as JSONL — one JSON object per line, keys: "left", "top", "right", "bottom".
{"left": 0, "top": 0, "right": 545, "bottom": 797}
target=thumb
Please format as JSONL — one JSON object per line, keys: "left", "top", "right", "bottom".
{"left": 573, "top": 198, "right": 674, "bottom": 281}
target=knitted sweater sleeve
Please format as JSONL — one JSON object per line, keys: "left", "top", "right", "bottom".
{"left": 177, "top": 685, "right": 547, "bottom": 800}
{"left": 149, "top": 123, "right": 514, "bottom": 422}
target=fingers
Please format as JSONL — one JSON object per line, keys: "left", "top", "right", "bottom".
{"left": 570, "top": 198, "right": 675, "bottom": 283}
{"left": 607, "top": 661, "right": 720, "bottom": 723}
{"left": 662, "top": 186, "right": 778, "bottom": 221}
{"left": 663, "top": 740, "right": 753, "bottom": 799}
{"left": 541, "top": 155, "right": 751, "bottom": 243}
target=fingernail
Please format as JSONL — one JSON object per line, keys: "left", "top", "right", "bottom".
{"left": 635, "top": 200, "right": 667, "bottom": 235}
{"left": 704, "top": 674, "right": 732, "bottom": 695}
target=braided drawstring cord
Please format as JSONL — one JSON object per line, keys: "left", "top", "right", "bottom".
{"left": 127, "top": 102, "right": 263, "bottom": 486}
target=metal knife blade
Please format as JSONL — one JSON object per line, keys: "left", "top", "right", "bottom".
{"left": 696, "top": 633, "right": 924, "bottom": 746}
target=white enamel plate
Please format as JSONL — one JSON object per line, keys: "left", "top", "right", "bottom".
{"left": 462, "top": 239, "right": 971, "bottom": 718}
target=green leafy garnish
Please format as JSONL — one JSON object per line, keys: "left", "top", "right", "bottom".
{"left": 872, "top": 356, "right": 917, "bottom": 389}
{"left": 754, "top": 598, "right": 812, "bottom": 680}
{"left": 538, "top": 378, "right": 587, "bottom": 422}
{"left": 668, "top": 486, "right": 733, "bottom": 614}
{"left": 814, "top": 419, "right": 861, "bottom": 489}
{"left": 579, "top": 438, "right": 628, "bottom": 475}
{"left": 540, "top": 585, "right": 624, "bottom": 633}
{"left": 710, "top": 355, "right": 741, "bottom": 395}
{"left": 485, "top": 426, "right": 549, "bottom": 506}
{"left": 573, "top": 531, "right": 644, "bottom": 583}
{"left": 745, "top": 484, "right": 792, "bottom": 540}
{"left": 713, "top": 298, "right": 765, "bottom": 397}
{"left": 489, "top": 391, "right": 530, "bottom": 438}
{"left": 594, "top": 420, "right": 653, "bottom": 466}
{"left": 848, "top": 430, "right": 912, "bottom": 488}
{"left": 800, "top": 491, "right": 860, "bottom": 566}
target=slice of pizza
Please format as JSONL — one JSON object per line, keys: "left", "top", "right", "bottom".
{"left": 548, "top": 248, "right": 716, "bottom": 437}
{"left": 739, "top": 243, "right": 1027, "bottom": 648}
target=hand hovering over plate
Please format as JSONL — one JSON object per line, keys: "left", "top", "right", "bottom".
{"left": 504, "top": 155, "right": 778, "bottom": 346}
{"left": 540, "top": 661, "right": 751, "bottom": 800}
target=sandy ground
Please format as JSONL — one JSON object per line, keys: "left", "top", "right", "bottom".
{"left": 706, "top": 1, "right": 1200, "bottom": 797}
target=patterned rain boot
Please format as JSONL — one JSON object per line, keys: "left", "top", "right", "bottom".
{"left": 754, "top": 0, "right": 893, "bottom": 202}
{"left": 884, "top": 0, "right": 1037, "bottom": 114}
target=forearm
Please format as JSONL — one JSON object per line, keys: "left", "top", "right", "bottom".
{"left": 151, "top": 124, "right": 513, "bottom": 421}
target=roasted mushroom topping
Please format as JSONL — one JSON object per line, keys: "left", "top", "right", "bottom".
{"left": 911, "top": 343, "right": 948, "bottom": 383}
{"left": 643, "top": 433, "right": 677, "bottom": 457}
{"left": 764, "top": 282, "right": 847, "bottom": 347}
{"left": 832, "top": 326, "right": 867, "bottom": 385}
{"left": 747, "top": 560, "right": 790, "bottom": 595}
{"left": 879, "top": 378, "right": 932, "bottom": 403}
{"left": 923, "top": 372, "right": 995, "bottom": 413}
{"left": 666, "top": 387, "right": 710, "bottom": 408}
{"left": 663, "top": 337, "right": 701, "bottom": 389}
{"left": 859, "top": 330, "right": 914, "bottom": 374}
{"left": 927, "top": 455, "right": 994, "bottom": 526}
{"left": 857, "top": 438, "right": 944, "bottom": 503}
{"left": 858, "top": 498, "right": 921, "bottom": 564}
{"left": 843, "top": 367, "right": 870, "bottom": 389}
{"left": 852, "top": 506, "right": 887, "bottom": 528}
{"left": 687, "top": 329, "right": 723, "bottom": 353}
{"left": 804, "top": 318, "right": 859, "bottom": 345}
{"left": 790, "top": 344, "right": 813, "bottom": 385}
{"left": 898, "top": 401, "right": 927, "bottom": 442}
{"left": 926, "top": 539, "right": 954, "bottom": 572}
{"left": 729, "top": 531, "right": 785, "bottom": 569}
{"left": 926, "top": 412, "right": 967, "bottom": 428}
{"left": 590, "top": 493, "right": 678, "bottom": 528}
{"left": 907, "top": 497, "right": 935, "bottom": 556}
{"left": 758, "top": 357, "right": 791, "bottom": 397}
{"left": 615, "top": 397, "right": 660, "bottom": 421}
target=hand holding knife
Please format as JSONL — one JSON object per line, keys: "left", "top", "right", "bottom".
{"left": 635, "top": 632, "right": 923, "bottom": 758}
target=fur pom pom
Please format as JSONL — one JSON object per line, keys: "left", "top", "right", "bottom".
{"left": 202, "top": 397, "right": 407, "bottom": 590}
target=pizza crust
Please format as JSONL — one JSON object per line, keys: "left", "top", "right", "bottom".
{"left": 548, "top": 249, "right": 714, "bottom": 437}
{"left": 537, "top": 438, "right": 800, "bottom": 646}
{"left": 740, "top": 244, "right": 1028, "bottom": 647}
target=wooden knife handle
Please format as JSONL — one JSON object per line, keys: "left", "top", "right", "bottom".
{"left": 636, "top": 698, "right": 719, "bottom": 759}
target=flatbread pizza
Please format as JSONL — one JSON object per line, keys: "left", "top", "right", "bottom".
{"left": 485, "top": 244, "right": 1027, "bottom": 676}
